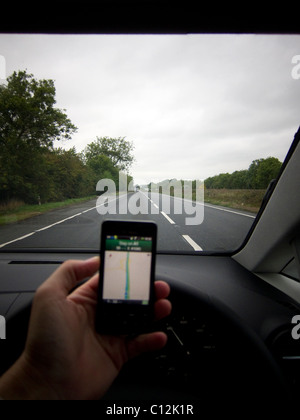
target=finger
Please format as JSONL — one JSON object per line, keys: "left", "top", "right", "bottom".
{"left": 72, "top": 277, "right": 171, "bottom": 305}
{"left": 78, "top": 278, "right": 171, "bottom": 301}
{"left": 70, "top": 271, "right": 99, "bottom": 296}
{"left": 38, "top": 257, "right": 100, "bottom": 298}
{"left": 68, "top": 272, "right": 99, "bottom": 305}
{"left": 154, "top": 281, "right": 170, "bottom": 300}
{"left": 154, "top": 298, "right": 172, "bottom": 321}
{"left": 126, "top": 332, "right": 168, "bottom": 360}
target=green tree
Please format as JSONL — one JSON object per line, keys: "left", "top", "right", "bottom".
{"left": 45, "top": 148, "right": 90, "bottom": 202}
{"left": 84, "top": 136, "right": 135, "bottom": 172}
{"left": 0, "top": 70, "right": 77, "bottom": 202}
{"left": 227, "top": 170, "right": 249, "bottom": 189}
{"left": 248, "top": 157, "right": 282, "bottom": 189}
{"left": 204, "top": 157, "right": 282, "bottom": 190}
{"left": 85, "top": 153, "right": 120, "bottom": 191}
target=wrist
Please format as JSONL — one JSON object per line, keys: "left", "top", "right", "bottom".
{"left": 0, "top": 353, "right": 60, "bottom": 400}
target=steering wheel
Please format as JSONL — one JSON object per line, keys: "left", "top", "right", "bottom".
{"left": 102, "top": 280, "right": 291, "bottom": 411}
{"left": 0, "top": 281, "right": 291, "bottom": 411}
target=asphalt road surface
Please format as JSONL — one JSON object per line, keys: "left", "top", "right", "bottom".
{"left": 0, "top": 192, "right": 256, "bottom": 252}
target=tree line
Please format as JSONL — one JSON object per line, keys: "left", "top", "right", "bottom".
{"left": 204, "top": 157, "right": 282, "bottom": 190}
{"left": 0, "top": 71, "right": 282, "bottom": 206}
{"left": 0, "top": 71, "right": 134, "bottom": 205}
{"left": 149, "top": 155, "right": 282, "bottom": 195}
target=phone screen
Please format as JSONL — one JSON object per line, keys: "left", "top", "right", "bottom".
{"left": 102, "top": 234, "right": 153, "bottom": 305}
{"left": 96, "top": 220, "right": 157, "bottom": 334}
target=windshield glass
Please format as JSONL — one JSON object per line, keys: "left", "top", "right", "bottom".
{"left": 0, "top": 34, "right": 299, "bottom": 252}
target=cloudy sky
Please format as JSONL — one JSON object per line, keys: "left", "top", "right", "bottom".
{"left": 0, "top": 34, "right": 299, "bottom": 185}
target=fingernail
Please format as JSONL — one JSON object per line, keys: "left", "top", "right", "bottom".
{"left": 85, "top": 256, "right": 100, "bottom": 264}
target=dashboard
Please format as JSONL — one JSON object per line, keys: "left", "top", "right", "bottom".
{"left": 0, "top": 251, "right": 299, "bottom": 408}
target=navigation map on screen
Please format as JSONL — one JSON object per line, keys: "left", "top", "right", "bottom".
{"left": 102, "top": 235, "right": 152, "bottom": 304}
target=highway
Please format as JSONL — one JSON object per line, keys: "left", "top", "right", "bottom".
{"left": 0, "top": 192, "right": 256, "bottom": 252}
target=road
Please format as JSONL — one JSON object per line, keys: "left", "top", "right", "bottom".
{"left": 0, "top": 192, "right": 256, "bottom": 252}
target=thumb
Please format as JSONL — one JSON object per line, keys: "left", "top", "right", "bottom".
{"left": 37, "top": 257, "right": 100, "bottom": 299}
{"left": 126, "top": 332, "right": 168, "bottom": 360}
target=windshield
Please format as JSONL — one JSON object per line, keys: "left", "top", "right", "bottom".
{"left": 0, "top": 34, "right": 299, "bottom": 252}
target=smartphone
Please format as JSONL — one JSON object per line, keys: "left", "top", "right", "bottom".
{"left": 96, "top": 220, "right": 157, "bottom": 335}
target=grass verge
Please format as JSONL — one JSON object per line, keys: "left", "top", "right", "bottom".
{"left": 0, "top": 196, "right": 97, "bottom": 226}
{"left": 0, "top": 189, "right": 265, "bottom": 226}
{"left": 204, "top": 189, "right": 266, "bottom": 214}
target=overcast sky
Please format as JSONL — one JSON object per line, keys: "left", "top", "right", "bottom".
{"left": 0, "top": 34, "right": 299, "bottom": 185}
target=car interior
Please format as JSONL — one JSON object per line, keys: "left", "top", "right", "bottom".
{"left": 0, "top": 3, "right": 299, "bottom": 411}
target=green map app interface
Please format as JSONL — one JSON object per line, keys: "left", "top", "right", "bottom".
{"left": 102, "top": 235, "right": 152, "bottom": 304}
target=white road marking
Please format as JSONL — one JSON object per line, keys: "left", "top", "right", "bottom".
{"left": 0, "top": 232, "right": 36, "bottom": 248}
{"left": 151, "top": 192, "right": 256, "bottom": 219}
{"left": 143, "top": 192, "right": 203, "bottom": 251}
{"left": 144, "top": 193, "right": 159, "bottom": 209}
{"left": 0, "top": 192, "right": 249, "bottom": 250}
{"left": 82, "top": 208, "right": 95, "bottom": 214}
{"left": 160, "top": 211, "right": 175, "bottom": 224}
{"left": 199, "top": 202, "right": 256, "bottom": 219}
{"left": 36, "top": 212, "right": 84, "bottom": 232}
{"left": 0, "top": 197, "right": 123, "bottom": 248}
{"left": 182, "top": 234, "right": 203, "bottom": 251}
{"left": 0, "top": 208, "right": 100, "bottom": 248}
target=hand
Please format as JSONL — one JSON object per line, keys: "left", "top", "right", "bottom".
{"left": 0, "top": 257, "right": 171, "bottom": 400}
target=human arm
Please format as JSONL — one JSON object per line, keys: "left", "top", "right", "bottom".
{"left": 0, "top": 257, "right": 171, "bottom": 400}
